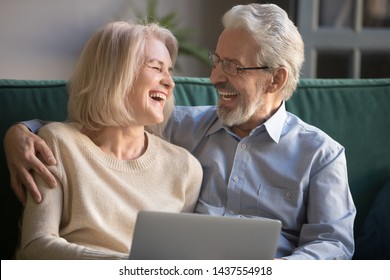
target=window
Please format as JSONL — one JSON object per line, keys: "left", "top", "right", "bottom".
{"left": 298, "top": 0, "right": 390, "bottom": 78}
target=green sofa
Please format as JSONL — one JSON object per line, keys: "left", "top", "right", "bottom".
{"left": 1, "top": 77, "right": 390, "bottom": 259}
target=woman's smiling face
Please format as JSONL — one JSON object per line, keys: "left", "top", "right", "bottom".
{"left": 129, "top": 38, "right": 175, "bottom": 126}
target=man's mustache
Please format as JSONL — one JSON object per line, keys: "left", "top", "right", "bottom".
{"left": 214, "top": 82, "right": 238, "bottom": 93}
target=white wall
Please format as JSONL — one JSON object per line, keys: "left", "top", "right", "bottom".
{"left": 0, "top": 0, "right": 252, "bottom": 80}
{"left": 0, "top": 0, "right": 122, "bottom": 79}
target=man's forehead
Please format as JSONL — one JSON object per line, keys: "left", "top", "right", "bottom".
{"left": 216, "top": 28, "right": 258, "bottom": 62}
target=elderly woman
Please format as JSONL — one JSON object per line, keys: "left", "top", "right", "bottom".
{"left": 16, "top": 21, "right": 202, "bottom": 259}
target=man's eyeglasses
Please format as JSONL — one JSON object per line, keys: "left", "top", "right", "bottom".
{"left": 208, "top": 52, "right": 271, "bottom": 76}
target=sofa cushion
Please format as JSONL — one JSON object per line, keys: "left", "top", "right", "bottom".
{"left": 353, "top": 180, "right": 390, "bottom": 259}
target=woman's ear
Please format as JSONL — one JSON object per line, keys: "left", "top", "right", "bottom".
{"left": 267, "top": 67, "right": 288, "bottom": 94}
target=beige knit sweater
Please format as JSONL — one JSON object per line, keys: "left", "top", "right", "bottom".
{"left": 17, "top": 122, "right": 202, "bottom": 259}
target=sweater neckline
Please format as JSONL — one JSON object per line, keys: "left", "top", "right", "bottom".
{"left": 70, "top": 123, "right": 158, "bottom": 172}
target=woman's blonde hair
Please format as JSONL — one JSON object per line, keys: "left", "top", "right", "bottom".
{"left": 67, "top": 21, "right": 178, "bottom": 136}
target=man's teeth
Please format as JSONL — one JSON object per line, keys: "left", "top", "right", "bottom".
{"left": 219, "top": 92, "right": 237, "bottom": 100}
{"left": 150, "top": 92, "right": 166, "bottom": 101}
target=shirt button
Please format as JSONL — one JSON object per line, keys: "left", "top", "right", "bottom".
{"left": 285, "top": 191, "right": 292, "bottom": 198}
{"left": 233, "top": 176, "right": 239, "bottom": 182}
{"left": 241, "top": 144, "right": 247, "bottom": 149}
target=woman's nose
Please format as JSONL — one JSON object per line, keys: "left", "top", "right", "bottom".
{"left": 162, "top": 73, "right": 175, "bottom": 89}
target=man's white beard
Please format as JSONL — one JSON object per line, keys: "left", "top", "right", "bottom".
{"left": 217, "top": 94, "right": 265, "bottom": 127}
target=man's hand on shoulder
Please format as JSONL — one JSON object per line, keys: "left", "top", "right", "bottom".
{"left": 3, "top": 123, "right": 57, "bottom": 205}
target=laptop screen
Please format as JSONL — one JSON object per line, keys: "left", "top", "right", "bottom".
{"left": 129, "top": 211, "right": 281, "bottom": 260}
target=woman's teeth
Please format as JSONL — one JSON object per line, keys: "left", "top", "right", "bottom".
{"left": 150, "top": 92, "right": 166, "bottom": 101}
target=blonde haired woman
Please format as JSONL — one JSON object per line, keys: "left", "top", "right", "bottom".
{"left": 16, "top": 21, "right": 202, "bottom": 259}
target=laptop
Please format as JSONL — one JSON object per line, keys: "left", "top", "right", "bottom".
{"left": 129, "top": 211, "right": 281, "bottom": 260}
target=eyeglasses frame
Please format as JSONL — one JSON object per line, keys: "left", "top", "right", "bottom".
{"left": 208, "top": 52, "right": 271, "bottom": 76}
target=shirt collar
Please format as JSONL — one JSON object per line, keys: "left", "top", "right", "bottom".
{"left": 205, "top": 102, "right": 287, "bottom": 143}
{"left": 263, "top": 101, "right": 287, "bottom": 143}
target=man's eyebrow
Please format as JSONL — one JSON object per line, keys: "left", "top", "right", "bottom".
{"left": 214, "top": 52, "right": 242, "bottom": 65}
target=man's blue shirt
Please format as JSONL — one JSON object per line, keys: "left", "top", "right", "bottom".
{"left": 165, "top": 103, "right": 356, "bottom": 259}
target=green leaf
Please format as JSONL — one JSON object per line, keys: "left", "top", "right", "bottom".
{"left": 159, "top": 12, "right": 177, "bottom": 27}
{"left": 127, "top": 0, "right": 210, "bottom": 70}
{"left": 146, "top": 0, "right": 158, "bottom": 18}
{"left": 179, "top": 43, "right": 209, "bottom": 65}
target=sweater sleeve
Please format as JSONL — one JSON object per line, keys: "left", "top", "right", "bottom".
{"left": 17, "top": 172, "right": 128, "bottom": 260}
{"left": 181, "top": 153, "right": 203, "bottom": 213}
{"left": 17, "top": 124, "right": 128, "bottom": 260}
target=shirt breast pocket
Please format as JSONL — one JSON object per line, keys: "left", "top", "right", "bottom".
{"left": 256, "top": 184, "right": 305, "bottom": 226}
